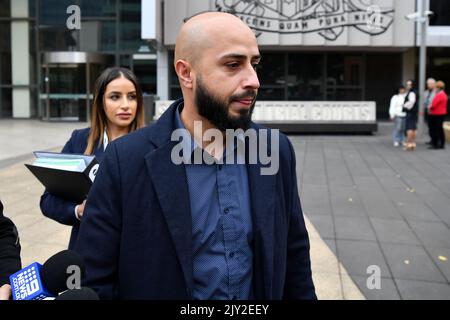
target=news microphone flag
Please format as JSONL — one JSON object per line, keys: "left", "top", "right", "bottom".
{"left": 9, "top": 262, "right": 54, "bottom": 300}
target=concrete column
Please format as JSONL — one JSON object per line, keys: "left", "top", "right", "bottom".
{"left": 11, "top": 0, "right": 30, "bottom": 118}
{"left": 156, "top": 47, "right": 169, "bottom": 100}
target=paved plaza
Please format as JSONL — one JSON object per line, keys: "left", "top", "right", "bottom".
{"left": 0, "top": 119, "right": 449, "bottom": 300}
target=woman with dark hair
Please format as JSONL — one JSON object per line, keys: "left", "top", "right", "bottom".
{"left": 403, "top": 80, "right": 418, "bottom": 151}
{"left": 40, "top": 67, "right": 145, "bottom": 249}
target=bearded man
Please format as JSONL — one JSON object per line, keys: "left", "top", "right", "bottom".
{"left": 75, "top": 12, "right": 316, "bottom": 300}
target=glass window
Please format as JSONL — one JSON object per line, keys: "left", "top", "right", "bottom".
{"left": 39, "top": 0, "right": 74, "bottom": 26}
{"left": 47, "top": 65, "right": 86, "bottom": 94}
{"left": 428, "top": 48, "right": 450, "bottom": 89}
{"left": 40, "top": 27, "right": 79, "bottom": 51}
{"left": 0, "top": 21, "right": 11, "bottom": 53}
{"left": 48, "top": 98, "right": 85, "bottom": 120}
{"left": 257, "top": 87, "right": 286, "bottom": 101}
{"left": 39, "top": 20, "right": 116, "bottom": 52}
{"left": 326, "top": 88, "right": 363, "bottom": 101}
{"left": 120, "top": 21, "right": 148, "bottom": 52}
{"left": 29, "top": 0, "right": 36, "bottom": 17}
{"left": 170, "top": 87, "right": 182, "bottom": 100}
{"left": 0, "top": 22, "right": 11, "bottom": 86}
{"left": 0, "top": 88, "right": 12, "bottom": 118}
{"left": 79, "top": 20, "right": 116, "bottom": 52}
{"left": 0, "top": 0, "right": 10, "bottom": 17}
{"left": 327, "top": 54, "right": 363, "bottom": 86}
{"left": 288, "top": 53, "right": 324, "bottom": 100}
{"left": 168, "top": 51, "right": 181, "bottom": 99}
{"left": 30, "top": 87, "right": 38, "bottom": 118}
{"left": 133, "top": 59, "right": 157, "bottom": 95}
{"left": 39, "top": 0, "right": 118, "bottom": 52}
{"left": 0, "top": 53, "right": 12, "bottom": 84}
{"left": 29, "top": 21, "right": 36, "bottom": 53}
{"left": 40, "top": 0, "right": 117, "bottom": 20}
{"left": 79, "top": 0, "right": 116, "bottom": 17}
{"left": 430, "top": 0, "right": 450, "bottom": 26}
{"left": 168, "top": 51, "right": 179, "bottom": 86}
{"left": 120, "top": 55, "right": 131, "bottom": 68}
{"left": 120, "top": 0, "right": 148, "bottom": 52}
{"left": 365, "top": 53, "right": 402, "bottom": 120}
{"left": 258, "top": 53, "right": 285, "bottom": 86}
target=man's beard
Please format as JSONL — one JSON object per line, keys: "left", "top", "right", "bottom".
{"left": 195, "top": 77, "right": 257, "bottom": 131}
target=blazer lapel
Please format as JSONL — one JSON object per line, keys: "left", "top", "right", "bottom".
{"left": 143, "top": 99, "right": 194, "bottom": 297}
{"left": 246, "top": 126, "right": 277, "bottom": 300}
{"left": 144, "top": 141, "right": 193, "bottom": 297}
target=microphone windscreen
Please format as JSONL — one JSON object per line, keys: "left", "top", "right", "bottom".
{"left": 55, "top": 287, "right": 99, "bottom": 300}
{"left": 41, "top": 250, "right": 86, "bottom": 295}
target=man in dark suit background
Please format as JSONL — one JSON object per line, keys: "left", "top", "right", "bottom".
{"left": 75, "top": 12, "right": 316, "bottom": 300}
{"left": 0, "top": 200, "right": 21, "bottom": 300}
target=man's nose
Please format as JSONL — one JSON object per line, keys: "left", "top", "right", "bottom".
{"left": 242, "top": 64, "right": 260, "bottom": 90}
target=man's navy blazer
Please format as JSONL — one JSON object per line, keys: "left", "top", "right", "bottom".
{"left": 75, "top": 99, "right": 316, "bottom": 300}
{"left": 40, "top": 128, "right": 104, "bottom": 249}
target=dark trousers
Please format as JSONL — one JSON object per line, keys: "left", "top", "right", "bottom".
{"left": 428, "top": 115, "right": 446, "bottom": 148}
{"left": 425, "top": 111, "right": 432, "bottom": 141}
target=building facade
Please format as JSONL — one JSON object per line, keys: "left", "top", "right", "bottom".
{"left": 159, "top": 0, "right": 450, "bottom": 121}
{"left": 0, "top": 0, "right": 157, "bottom": 121}
{"left": 0, "top": 0, "right": 449, "bottom": 121}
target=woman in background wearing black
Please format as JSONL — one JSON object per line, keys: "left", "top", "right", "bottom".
{"left": 403, "top": 80, "right": 418, "bottom": 151}
{"left": 40, "top": 67, "right": 145, "bottom": 250}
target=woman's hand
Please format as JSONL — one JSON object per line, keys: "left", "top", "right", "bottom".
{"left": 76, "top": 200, "right": 87, "bottom": 219}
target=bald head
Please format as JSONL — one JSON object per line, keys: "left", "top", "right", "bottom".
{"left": 174, "top": 12, "right": 257, "bottom": 67}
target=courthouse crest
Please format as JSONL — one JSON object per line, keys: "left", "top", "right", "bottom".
{"left": 215, "top": 0, "right": 395, "bottom": 41}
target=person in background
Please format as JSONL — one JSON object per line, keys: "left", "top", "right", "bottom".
{"left": 40, "top": 67, "right": 145, "bottom": 250}
{"left": 389, "top": 85, "right": 407, "bottom": 147}
{"left": 428, "top": 81, "right": 448, "bottom": 150}
{"left": 424, "top": 78, "right": 437, "bottom": 145}
{"left": 0, "top": 200, "right": 21, "bottom": 300}
{"left": 403, "top": 80, "right": 418, "bottom": 151}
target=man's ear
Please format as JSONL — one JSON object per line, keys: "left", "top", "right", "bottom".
{"left": 175, "top": 60, "right": 193, "bottom": 89}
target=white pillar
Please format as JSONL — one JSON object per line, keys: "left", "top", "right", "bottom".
{"left": 11, "top": 0, "right": 30, "bottom": 118}
{"left": 157, "top": 47, "right": 169, "bottom": 100}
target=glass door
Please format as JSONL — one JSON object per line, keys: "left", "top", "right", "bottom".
{"left": 41, "top": 63, "right": 90, "bottom": 121}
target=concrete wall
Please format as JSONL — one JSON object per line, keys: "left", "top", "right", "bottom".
{"left": 164, "top": 0, "right": 415, "bottom": 48}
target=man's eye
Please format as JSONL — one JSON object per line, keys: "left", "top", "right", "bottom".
{"left": 227, "top": 63, "right": 240, "bottom": 69}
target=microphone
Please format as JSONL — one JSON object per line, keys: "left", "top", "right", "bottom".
{"left": 55, "top": 287, "right": 99, "bottom": 300}
{"left": 9, "top": 250, "right": 85, "bottom": 300}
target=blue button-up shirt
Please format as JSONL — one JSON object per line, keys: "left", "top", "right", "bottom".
{"left": 174, "top": 103, "right": 254, "bottom": 300}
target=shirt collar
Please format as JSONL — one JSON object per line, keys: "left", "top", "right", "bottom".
{"left": 174, "top": 102, "right": 247, "bottom": 164}
{"left": 174, "top": 102, "right": 200, "bottom": 163}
